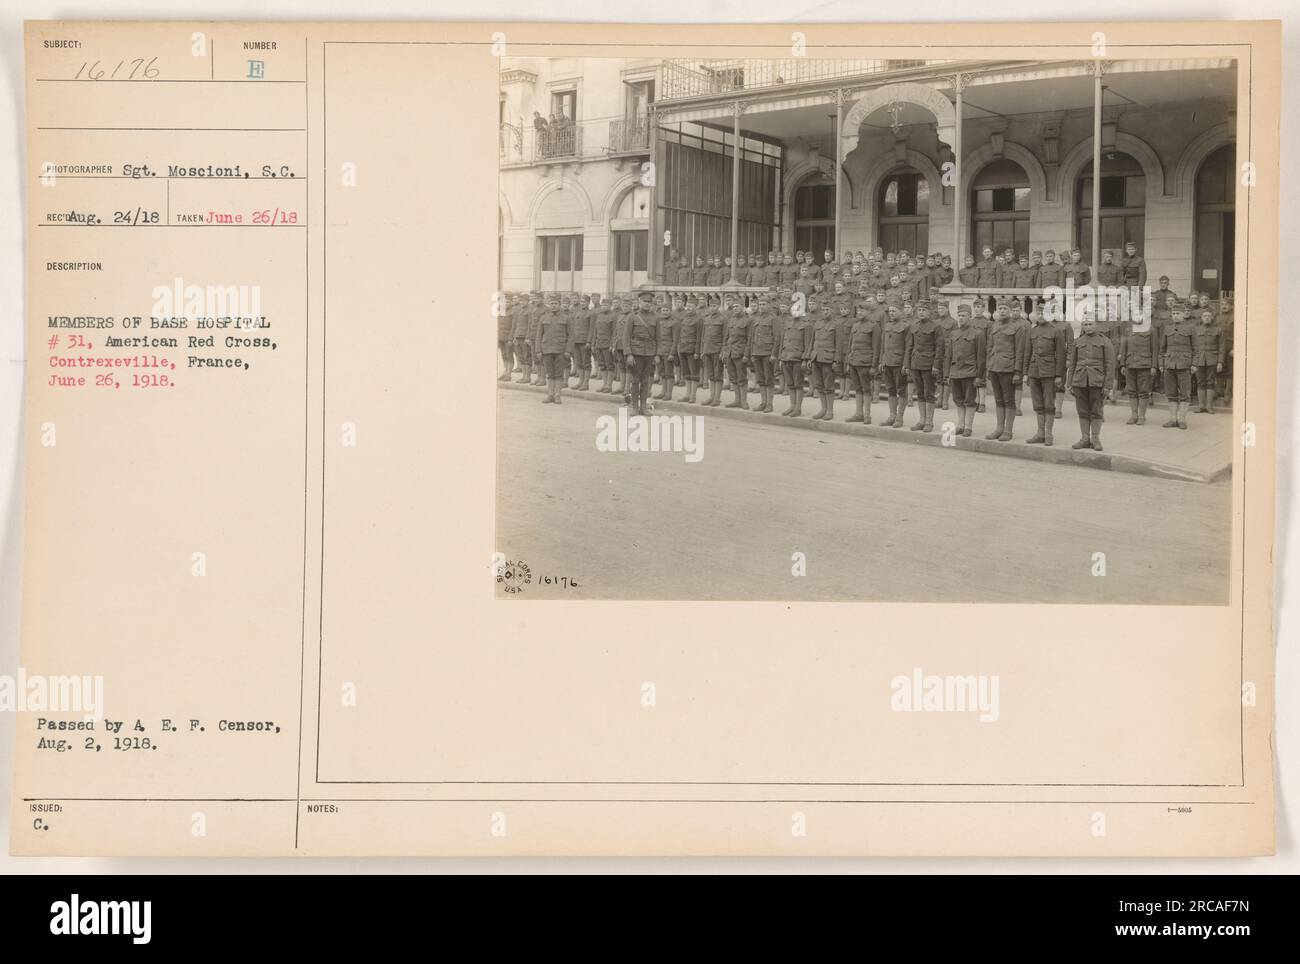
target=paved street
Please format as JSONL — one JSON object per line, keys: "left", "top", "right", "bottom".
{"left": 496, "top": 388, "right": 1231, "bottom": 603}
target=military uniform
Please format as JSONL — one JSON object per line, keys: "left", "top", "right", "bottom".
{"left": 1191, "top": 314, "right": 1227, "bottom": 415}
{"left": 654, "top": 306, "right": 678, "bottom": 401}
{"left": 1159, "top": 313, "right": 1190, "bottom": 426}
{"left": 621, "top": 294, "right": 659, "bottom": 415}
{"left": 1095, "top": 258, "right": 1123, "bottom": 287}
{"left": 1038, "top": 256, "right": 1065, "bottom": 291}
{"left": 1068, "top": 326, "right": 1116, "bottom": 449}
{"left": 535, "top": 299, "right": 571, "bottom": 404}
{"left": 611, "top": 300, "right": 629, "bottom": 390}
{"left": 942, "top": 310, "right": 986, "bottom": 437}
{"left": 1064, "top": 257, "right": 1091, "bottom": 289}
{"left": 1022, "top": 316, "right": 1066, "bottom": 445}
{"left": 676, "top": 304, "right": 703, "bottom": 403}
{"left": 1012, "top": 262, "right": 1040, "bottom": 290}
{"left": 749, "top": 300, "right": 780, "bottom": 412}
{"left": 510, "top": 297, "right": 535, "bottom": 384}
{"left": 834, "top": 302, "right": 854, "bottom": 399}
{"left": 878, "top": 309, "right": 911, "bottom": 428}
{"left": 593, "top": 299, "right": 617, "bottom": 393}
{"left": 1118, "top": 316, "right": 1158, "bottom": 424}
{"left": 497, "top": 298, "right": 516, "bottom": 380}
{"left": 779, "top": 308, "right": 811, "bottom": 417}
{"left": 984, "top": 309, "right": 1027, "bottom": 441}
{"left": 1120, "top": 249, "right": 1148, "bottom": 287}
{"left": 808, "top": 306, "right": 839, "bottom": 420}
{"left": 699, "top": 301, "right": 727, "bottom": 406}
{"left": 722, "top": 306, "right": 752, "bottom": 409}
{"left": 1050, "top": 314, "right": 1075, "bottom": 418}
{"left": 569, "top": 298, "right": 594, "bottom": 390}
{"left": 903, "top": 306, "right": 943, "bottom": 432}
{"left": 843, "top": 308, "right": 881, "bottom": 424}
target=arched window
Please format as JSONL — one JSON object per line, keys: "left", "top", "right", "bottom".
{"left": 1194, "top": 144, "right": 1235, "bottom": 298}
{"left": 970, "top": 158, "right": 1030, "bottom": 262}
{"left": 1076, "top": 152, "right": 1146, "bottom": 262}
{"left": 877, "top": 170, "right": 929, "bottom": 255}
{"left": 794, "top": 176, "right": 836, "bottom": 264}
{"left": 610, "top": 184, "right": 650, "bottom": 293}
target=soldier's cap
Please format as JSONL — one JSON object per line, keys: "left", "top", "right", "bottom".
{"left": 915, "top": 299, "right": 930, "bottom": 309}
{"left": 1045, "top": 249, "right": 1055, "bottom": 256}
{"left": 1159, "top": 274, "right": 1170, "bottom": 282}
{"left": 957, "top": 304, "right": 971, "bottom": 316}
{"left": 1032, "top": 250, "right": 1042, "bottom": 257}
{"left": 637, "top": 290, "right": 655, "bottom": 302}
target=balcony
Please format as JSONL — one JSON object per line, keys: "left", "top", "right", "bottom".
{"left": 500, "top": 122, "right": 586, "bottom": 165}
{"left": 658, "top": 58, "right": 947, "bottom": 102}
{"left": 608, "top": 114, "right": 651, "bottom": 154}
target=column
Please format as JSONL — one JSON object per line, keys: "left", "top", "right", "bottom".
{"left": 952, "top": 74, "right": 964, "bottom": 276}
{"left": 1091, "top": 61, "right": 1103, "bottom": 272}
{"left": 729, "top": 100, "right": 742, "bottom": 284}
{"left": 647, "top": 104, "right": 660, "bottom": 282}
{"left": 834, "top": 89, "right": 844, "bottom": 260}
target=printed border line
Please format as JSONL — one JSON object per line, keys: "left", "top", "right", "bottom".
{"left": 310, "top": 38, "right": 1256, "bottom": 799}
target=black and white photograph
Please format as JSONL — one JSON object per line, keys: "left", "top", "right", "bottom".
{"left": 495, "top": 54, "right": 1240, "bottom": 603}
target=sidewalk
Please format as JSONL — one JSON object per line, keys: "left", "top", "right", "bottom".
{"left": 498, "top": 379, "right": 1233, "bottom": 484}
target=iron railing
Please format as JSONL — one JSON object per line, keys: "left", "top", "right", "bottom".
{"left": 658, "top": 58, "right": 944, "bottom": 100}
{"left": 609, "top": 114, "right": 651, "bottom": 153}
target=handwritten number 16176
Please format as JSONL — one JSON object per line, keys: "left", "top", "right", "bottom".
{"left": 74, "top": 58, "right": 160, "bottom": 81}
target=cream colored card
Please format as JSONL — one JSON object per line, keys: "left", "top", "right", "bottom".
{"left": 13, "top": 19, "right": 1278, "bottom": 856}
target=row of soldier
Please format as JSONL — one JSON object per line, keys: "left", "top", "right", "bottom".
{"left": 499, "top": 285, "right": 1231, "bottom": 451}
{"left": 660, "top": 241, "right": 1153, "bottom": 293}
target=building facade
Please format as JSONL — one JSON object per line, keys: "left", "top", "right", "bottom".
{"left": 499, "top": 56, "right": 1237, "bottom": 298}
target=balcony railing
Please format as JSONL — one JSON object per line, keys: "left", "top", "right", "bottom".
{"left": 532, "top": 123, "right": 583, "bottom": 162}
{"left": 659, "top": 58, "right": 945, "bottom": 101}
{"left": 609, "top": 114, "right": 651, "bottom": 154}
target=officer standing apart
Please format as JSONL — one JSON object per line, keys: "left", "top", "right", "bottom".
{"left": 622, "top": 291, "right": 659, "bottom": 416}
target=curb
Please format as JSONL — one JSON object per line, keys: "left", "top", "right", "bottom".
{"left": 499, "top": 380, "right": 1229, "bottom": 485}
